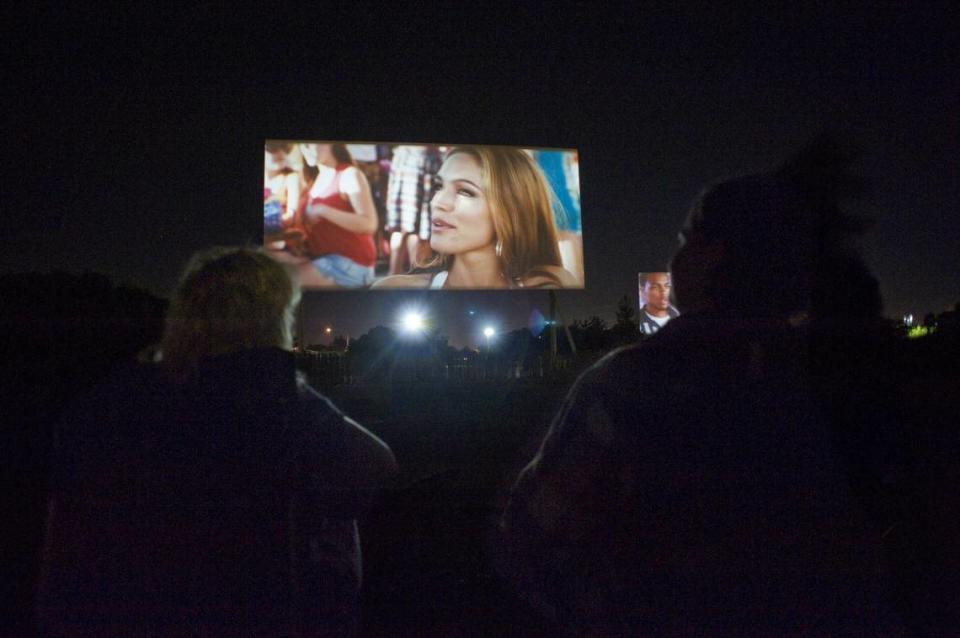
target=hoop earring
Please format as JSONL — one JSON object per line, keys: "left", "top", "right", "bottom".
{"left": 495, "top": 240, "right": 503, "bottom": 258}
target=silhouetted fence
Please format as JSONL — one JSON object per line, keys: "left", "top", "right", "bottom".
{"left": 296, "top": 350, "right": 352, "bottom": 386}
{"left": 296, "top": 349, "right": 586, "bottom": 388}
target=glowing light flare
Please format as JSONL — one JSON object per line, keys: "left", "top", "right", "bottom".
{"left": 402, "top": 311, "right": 425, "bottom": 333}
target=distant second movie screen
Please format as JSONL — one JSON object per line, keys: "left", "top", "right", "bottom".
{"left": 263, "top": 141, "right": 584, "bottom": 290}
{"left": 638, "top": 272, "right": 680, "bottom": 336}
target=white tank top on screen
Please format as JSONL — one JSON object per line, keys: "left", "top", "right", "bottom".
{"left": 430, "top": 271, "right": 448, "bottom": 289}
{"left": 428, "top": 270, "right": 524, "bottom": 289}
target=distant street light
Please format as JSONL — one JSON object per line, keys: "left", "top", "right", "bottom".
{"left": 483, "top": 326, "right": 495, "bottom": 351}
{"left": 402, "top": 311, "right": 425, "bottom": 333}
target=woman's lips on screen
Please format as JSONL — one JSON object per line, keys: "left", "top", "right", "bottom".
{"left": 432, "top": 218, "right": 456, "bottom": 233}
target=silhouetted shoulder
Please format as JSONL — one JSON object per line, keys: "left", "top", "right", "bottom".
{"left": 295, "top": 383, "right": 398, "bottom": 492}
{"left": 370, "top": 274, "right": 431, "bottom": 289}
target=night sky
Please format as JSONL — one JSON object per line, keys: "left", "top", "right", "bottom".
{"left": 6, "top": 5, "right": 957, "bottom": 347}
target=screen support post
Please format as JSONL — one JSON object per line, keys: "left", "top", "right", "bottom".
{"left": 548, "top": 290, "right": 577, "bottom": 365}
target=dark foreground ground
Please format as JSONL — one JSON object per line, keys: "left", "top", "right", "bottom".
{"left": 324, "top": 378, "right": 574, "bottom": 636}
{"left": 4, "top": 275, "right": 958, "bottom": 634}
{"left": 6, "top": 346, "right": 959, "bottom": 635}
{"left": 321, "top": 365, "right": 960, "bottom": 636}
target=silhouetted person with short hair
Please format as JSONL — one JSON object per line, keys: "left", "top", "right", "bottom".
{"left": 36, "top": 247, "right": 397, "bottom": 636}
{"left": 499, "top": 143, "right": 905, "bottom": 635}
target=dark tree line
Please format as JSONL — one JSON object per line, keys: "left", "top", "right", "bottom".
{"left": 326, "top": 295, "right": 650, "bottom": 383}
{"left": 566, "top": 295, "right": 643, "bottom": 352}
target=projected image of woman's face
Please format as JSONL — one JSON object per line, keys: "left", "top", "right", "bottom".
{"left": 261, "top": 140, "right": 585, "bottom": 290}
{"left": 430, "top": 152, "right": 495, "bottom": 256}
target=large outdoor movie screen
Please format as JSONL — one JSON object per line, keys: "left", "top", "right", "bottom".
{"left": 264, "top": 141, "right": 584, "bottom": 290}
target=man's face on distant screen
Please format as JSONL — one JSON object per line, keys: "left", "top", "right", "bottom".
{"left": 642, "top": 273, "right": 672, "bottom": 313}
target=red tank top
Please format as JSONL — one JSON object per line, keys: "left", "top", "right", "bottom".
{"left": 301, "top": 164, "right": 376, "bottom": 267}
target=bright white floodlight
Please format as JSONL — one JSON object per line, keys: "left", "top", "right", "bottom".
{"left": 402, "top": 311, "right": 425, "bottom": 333}
{"left": 482, "top": 326, "right": 496, "bottom": 338}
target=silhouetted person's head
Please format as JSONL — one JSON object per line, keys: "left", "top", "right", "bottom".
{"left": 160, "top": 247, "right": 301, "bottom": 380}
{"left": 672, "top": 174, "right": 814, "bottom": 318}
{"left": 671, "top": 138, "right": 871, "bottom": 320}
